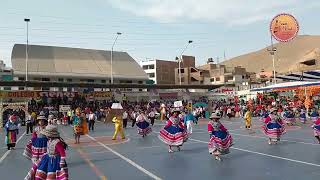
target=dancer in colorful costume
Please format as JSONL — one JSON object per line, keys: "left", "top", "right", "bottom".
{"left": 23, "top": 115, "right": 48, "bottom": 163}
{"left": 111, "top": 103, "right": 125, "bottom": 140}
{"left": 244, "top": 109, "right": 252, "bottom": 129}
{"left": 160, "top": 104, "right": 166, "bottom": 121}
{"left": 207, "top": 113, "right": 233, "bottom": 161}
{"left": 4, "top": 115, "right": 20, "bottom": 150}
{"left": 310, "top": 108, "right": 319, "bottom": 122}
{"left": 312, "top": 117, "right": 320, "bottom": 144}
{"left": 136, "top": 111, "right": 152, "bottom": 137}
{"left": 25, "top": 125, "right": 68, "bottom": 180}
{"left": 284, "top": 109, "right": 296, "bottom": 125}
{"left": 299, "top": 109, "right": 307, "bottom": 124}
{"left": 72, "top": 108, "right": 88, "bottom": 144}
{"left": 262, "top": 108, "right": 286, "bottom": 145}
{"left": 159, "top": 108, "right": 187, "bottom": 153}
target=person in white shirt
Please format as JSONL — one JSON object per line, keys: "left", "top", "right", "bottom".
{"left": 122, "top": 111, "right": 128, "bottom": 128}
{"left": 148, "top": 109, "right": 155, "bottom": 126}
{"left": 131, "top": 111, "right": 137, "bottom": 127}
{"left": 88, "top": 111, "right": 96, "bottom": 131}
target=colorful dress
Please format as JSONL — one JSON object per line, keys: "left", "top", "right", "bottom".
{"left": 25, "top": 139, "right": 68, "bottom": 180}
{"left": 284, "top": 111, "right": 296, "bottom": 124}
{"left": 208, "top": 121, "right": 233, "bottom": 154}
{"left": 72, "top": 116, "right": 88, "bottom": 135}
{"left": 262, "top": 114, "right": 286, "bottom": 140}
{"left": 23, "top": 127, "right": 48, "bottom": 162}
{"left": 136, "top": 115, "right": 152, "bottom": 136}
{"left": 310, "top": 111, "right": 319, "bottom": 122}
{"left": 159, "top": 117, "right": 188, "bottom": 146}
{"left": 300, "top": 110, "right": 307, "bottom": 123}
{"left": 4, "top": 120, "right": 19, "bottom": 149}
{"left": 312, "top": 118, "right": 320, "bottom": 137}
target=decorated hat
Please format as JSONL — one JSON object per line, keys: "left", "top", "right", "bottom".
{"left": 210, "top": 112, "right": 221, "bottom": 119}
{"left": 171, "top": 107, "right": 181, "bottom": 113}
{"left": 41, "top": 125, "right": 60, "bottom": 138}
{"left": 111, "top": 103, "right": 123, "bottom": 110}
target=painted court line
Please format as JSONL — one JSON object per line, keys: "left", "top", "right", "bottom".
{"left": 196, "top": 128, "right": 320, "bottom": 146}
{"left": 189, "top": 138, "right": 320, "bottom": 167}
{"left": 0, "top": 132, "right": 26, "bottom": 164}
{"left": 77, "top": 148, "right": 107, "bottom": 180}
{"left": 86, "top": 134, "right": 162, "bottom": 180}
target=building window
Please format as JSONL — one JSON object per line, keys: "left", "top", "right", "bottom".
{"left": 138, "top": 81, "right": 143, "bottom": 84}
{"left": 101, "top": 80, "right": 106, "bottom": 83}
{"left": 181, "top": 77, "right": 185, "bottom": 82}
{"left": 149, "top": 65, "right": 154, "bottom": 69}
{"left": 58, "top": 87, "right": 63, "bottom": 91}
{"left": 42, "top": 78, "right": 50, "bottom": 81}
{"left": 67, "top": 79, "right": 72, "bottom": 82}
{"left": 143, "top": 65, "right": 148, "bottom": 70}
{"left": 3, "top": 87, "right": 11, "bottom": 90}
{"left": 210, "top": 78, "right": 215, "bottom": 82}
{"left": 148, "top": 73, "right": 155, "bottom": 78}
{"left": 18, "top": 87, "right": 24, "bottom": 90}
{"left": 42, "top": 87, "right": 50, "bottom": 91}
{"left": 178, "top": 69, "right": 185, "bottom": 73}
{"left": 242, "top": 75, "right": 245, "bottom": 79}
{"left": 126, "top": 80, "right": 133, "bottom": 83}
{"left": 87, "top": 79, "right": 94, "bottom": 83}
{"left": 216, "top": 77, "right": 220, "bottom": 81}
{"left": 18, "top": 77, "right": 25, "bottom": 81}
{"left": 58, "top": 78, "right": 64, "bottom": 82}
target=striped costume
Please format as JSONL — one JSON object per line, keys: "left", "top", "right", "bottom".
{"left": 208, "top": 121, "right": 233, "bottom": 155}
{"left": 136, "top": 115, "right": 152, "bottom": 137}
{"left": 25, "top": 139, "right": 68, "bottom": 180}
{"left": 159, "top": 117, "right": 187, "bottom": 146}
{"left": 23, "top": 126, "right": 48, "bottom": 162}
{"left": 262, "top": 114, "right": 286, "bottom": 140}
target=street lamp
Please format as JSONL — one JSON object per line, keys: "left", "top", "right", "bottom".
{"left": 24, "top": 18, "right": 30, "bottom": 83}
{"left": 177, "top": 40, "right": 193, "bottom": 85}
{"left": 110, "top": 32, "right": 122, "bottom": 84}
{"left": 267, "top": 35, "right": 277, "bottom": 84}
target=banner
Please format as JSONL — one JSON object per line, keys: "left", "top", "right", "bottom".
{"left": 0, "top": 91, "right": 112, "bottom": 99}
{"left": 59, "top": 105, "right": 71, "bottom": 113}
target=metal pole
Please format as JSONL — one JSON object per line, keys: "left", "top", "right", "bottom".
{"left": 111, "top": 32, "right": 121, "bottom": 84}
{"left": 26, "top": 20, "right": 29, "bottom": 82}
{"left": 178, "top": 40, "right": 193, "bottom": 85}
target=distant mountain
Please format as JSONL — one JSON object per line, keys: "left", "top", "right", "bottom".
{"left": 222, "top": 35, "right": 320, "bottom": 74}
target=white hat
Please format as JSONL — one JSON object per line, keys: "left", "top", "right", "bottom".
{"left": 210, "top": 112, "right": 221, "bottom": 119}
{"left": 111, "top": 103, "right": 123, "bottom": 110}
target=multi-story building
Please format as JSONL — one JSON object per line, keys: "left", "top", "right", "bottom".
{"left": 140, "top": 56, "right": 195, "bottom": 84}
{"left": 0, "top": 60, "right": 13, "bottom": 90}
{"left": 175, "top": 58, "right": 249, "bottom": 86}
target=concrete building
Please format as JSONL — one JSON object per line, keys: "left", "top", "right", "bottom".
{"left": 0, "top": 60, "right": 13, "bottom": 90}
{"left": 140, "top": 55, "right": 195, "bottom": 84}
{"left": 175, "top": 59, "right": 249, "bottom": 86}
{"left": 11, "top": 44, "right": 148, "bottom": 91}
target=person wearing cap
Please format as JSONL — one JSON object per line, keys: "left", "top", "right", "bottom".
{"left": 23, "top": 116, "right": 48, "bottom": 163}
{"left": 136, "top": 110, "right": 152, "bottom": 138}
{"left": 4, "top": 114, "right": 20, "bottom": 150}
{"left": 208, "top": 112, "right": 233, "bottom": 161}
{"left": 262, "top": 107, "right": 286, "bottom": 145}
{"left": 25, "top": 125, "right": 69, "bottom": 180}
{"left": 158, "top": 108, "right": 187, "bottom": 153}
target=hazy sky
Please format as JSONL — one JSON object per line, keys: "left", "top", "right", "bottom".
{"left": 1, "top": 0, "right": 320, "bottom": 67}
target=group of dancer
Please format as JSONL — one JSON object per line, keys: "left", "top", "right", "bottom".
{"left": 158, "top": 104, "right": 233, "bottom": 161}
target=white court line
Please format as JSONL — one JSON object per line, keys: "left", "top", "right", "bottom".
{"left": 86, "top": 134, "right": 162, "bottom": 180}
{"left": 189, "top": 138, "right": 320, "bottom": 167}
{"left": 196, "top": 128, "right": 320, "bottom": 146}
{"left": 0, "top": 131, "right": 26, "bottom": 164}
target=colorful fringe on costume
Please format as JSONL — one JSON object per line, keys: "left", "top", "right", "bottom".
{"left": 159, "top": 117, "right": 187, "bottom": 146}
{"left": 262, "top": 122, "right": 286, "bottom": 139}
{"left": 5, "top": 130, "right": 17, "bottom": 145}
{"left": 208, "top": 130, "right": 233, "bottom": 154}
